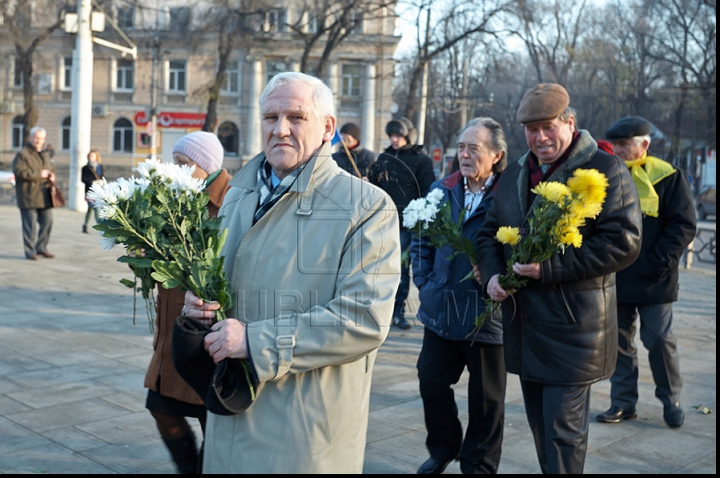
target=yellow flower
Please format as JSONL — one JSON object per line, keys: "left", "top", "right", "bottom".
{"left": 567, "top": 169, "right": 608, "bottom": 218}
{"left": 532, "top": 181, "right": 571, "bottom": 204}
{"left": 496, "top": 226, "right": 521, "bottom": 245}
{"left": 559, "top": 226, "right": 583, "bottom": 248}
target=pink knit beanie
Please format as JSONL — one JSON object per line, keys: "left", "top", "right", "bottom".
{"left": 172, "top": 131, "right": 224, "bottom": 174}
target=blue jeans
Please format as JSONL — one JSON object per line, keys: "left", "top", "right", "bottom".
{"left": 393, "top": 228, "right": 412, "bottom": 318}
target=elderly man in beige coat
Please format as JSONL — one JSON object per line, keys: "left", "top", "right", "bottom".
{"left": 183, "top": 72, "right": 401, "bottom": 473}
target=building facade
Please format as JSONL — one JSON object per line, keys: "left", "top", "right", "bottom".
{"left": 0, "top": 0, "right": 400, "bottom": 177}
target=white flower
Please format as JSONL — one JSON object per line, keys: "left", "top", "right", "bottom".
{"left": 100, "top": 235, "right": 118, "bottom": 250}
{"left": 87, "top": 178, "right": 116, "bottom": 207}
{"left": 427, "top": 188, "right": 444, "bottom": 205}
{"left": 134, "top": 157, "right": 163, "bottom": 179}
{"left": 98, "top": 204, "right": 118, "bottom": 220}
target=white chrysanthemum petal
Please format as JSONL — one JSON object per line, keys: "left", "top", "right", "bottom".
{"left": 100, "top": 235, "right": 118, "bottom": 250}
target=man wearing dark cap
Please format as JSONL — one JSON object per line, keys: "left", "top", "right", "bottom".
{"left": 331, "top": 122, "right": 377, "bottom": 178}
{"left": 368, "top": 117, "right": 435, "bottom": 330}
{"left": 597, "top": 116, "right": 696, "bottom": 429}
{"left": 476, "top": 84, "right": 643, "bottom": 473}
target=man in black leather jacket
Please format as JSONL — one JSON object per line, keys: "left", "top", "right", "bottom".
{"left": 476, "top": 84, "right": 642, "bottom": 474}
{"left": 368, "top": 117, "right": 435, "bottom": 330}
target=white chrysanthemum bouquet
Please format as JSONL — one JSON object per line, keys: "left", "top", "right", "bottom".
{"left": 403, "top": 188, "right": 478, "bottom": 272}
{"left": 88, "top": 158, "right": 233, "bottom": 330}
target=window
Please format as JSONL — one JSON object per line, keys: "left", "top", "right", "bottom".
{"left": 61, "top": 117, "right": 71, "bottom": 151}
{"left": 167, "top": 60, "right": 186, "bottom": 93}
{"left": 117, "top": 7, "right": 134, "bottom": 29}
{"left": 11, "top": 57, "right": 23, "bottom": 88}
{"left": 306, "top": 12, "right": 322, "bottom": 33}
{"left": 218, "top": 121, "right": 239, "bottom": 156}
{"left": 116, "top": 59, "right": 134, "bottom": 90}
{"left": 113, "top": 118, "right": 134, "bottom": 153}
{"left": 63, "top": 57, "right": 73, "bottom": 89}
{"left": 266, "top": 59, "right": 287, "bottom": 84}
{"left": 341, "top": 64, "right": 362, "bottom": 97}
{"left": 169, "top": 7, "right": 191, "bottom": 31}
{"left": 349, "top": 10, "right": 363, "bottom": 34}
{"left": 222, "top": 61, "right": 239, "bottom": 94}
{"left": 11, "top": 116, "right": 25, "bottom": 149}
{"left": 265, "top": 8, "right": 286, "bottom": 32}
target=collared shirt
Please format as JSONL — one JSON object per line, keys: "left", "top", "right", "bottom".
{"left": 463, "top": 174, "right": 495, "bottom": 220}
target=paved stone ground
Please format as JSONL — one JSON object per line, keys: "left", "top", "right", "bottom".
{"left": 0, "top": 204, "right": 715, "bottom": 474}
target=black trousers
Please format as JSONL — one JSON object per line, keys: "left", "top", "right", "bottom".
{"left": 520, "top": 380, "right": 591, "bottom": 474}
{"left": 417, "top": 329, "right": 506, "bottom": 474}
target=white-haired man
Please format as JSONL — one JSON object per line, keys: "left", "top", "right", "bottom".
{"left": 13, "top": 126, "right": 56, "bottom": 260}
{"left": 596, "top": 116, "right": 696, "bottom": 429}
{"left": 183, "top": 72, "right": 401, "bottom": 473}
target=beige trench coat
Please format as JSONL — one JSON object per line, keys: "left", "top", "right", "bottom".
{"left": 202, "top": 143, "right": 401, "bottom": 473}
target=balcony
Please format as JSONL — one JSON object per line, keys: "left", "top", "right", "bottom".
{"left": 219, "top": 96, "right": 239, "bottom": 106}
{"left": 165, "top": 94, "right": 186, "bottom": 105}
{"left": 339, "top": 97, "right": 361, "bottom": 111}
{"left": 112, "top": 92, "right": 134, "bottom": 103}
{"left": 58, "top": 91, "right": 72, "bottom": 101}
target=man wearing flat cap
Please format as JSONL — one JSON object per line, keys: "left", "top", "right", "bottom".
{"left": 476, "top": 84, "right": 643, "bottom": 473}
{"left": 331, "top": 122, "right": 377, "bottom": 178}
{"left": 596, "top": 116, "right": 696, "bottom": 429}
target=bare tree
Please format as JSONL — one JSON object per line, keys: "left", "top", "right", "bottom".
{"left": 400, "top": 0, "right": 508, "bottom": 143}
{"left": 1, "top": 0, "right": 72, "bottom": 134}
{"left": 507, "top": 0, "right": 589, "bottom": 85}
{"left": 287, "top": 0, "right": 389, "bottom": 77}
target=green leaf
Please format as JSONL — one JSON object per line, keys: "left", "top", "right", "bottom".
{"left": 119, "top": 278, "right": 136, "bottom": 289}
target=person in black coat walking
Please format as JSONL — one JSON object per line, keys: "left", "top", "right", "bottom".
{"left": 368, "top": 117, "right": 436, "bottom": 330}
{"left": 476, "top": 84, "right": 642, "bottom": 473}
{"left": 596, "top": 116, "right": 697, "bottom": 429}
{"left": 81, "top": 149, "right": 103, "bottom": 233}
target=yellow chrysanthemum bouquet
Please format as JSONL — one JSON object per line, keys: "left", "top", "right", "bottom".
{"left": 470, "top": 168, "right": 609, "bottom": 337}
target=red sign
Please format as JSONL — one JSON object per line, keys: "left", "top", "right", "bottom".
{"left": 432, "top": 148, "right": 442, "bottom": 162}
{"left": 135, "top": 111, "right": 207, "bottom": 129}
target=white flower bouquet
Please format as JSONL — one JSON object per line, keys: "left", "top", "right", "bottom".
{"left": 403, "top": 188, "right": 478, "bottom": 272}
{"left": 88, "top": 158, "right": 233, "bottom": 330}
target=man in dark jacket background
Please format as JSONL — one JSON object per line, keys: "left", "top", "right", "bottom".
{"left": 331, "top": 122, "right": 377, "bottom": 179}
{"left": 476, "top": 84, "right": 642, "bottom": 473}
{"left": 596, "top": 116, "right": 696, "bottom": 429}
{"left": 368, "top": 117, "right": 435, "bottom": 330}
{"left": 13, "top": 126, "right": 56, "bottom": 260}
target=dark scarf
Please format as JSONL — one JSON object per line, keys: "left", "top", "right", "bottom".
{"left": 527, "top": 131, "right": 580, "bottom": 208}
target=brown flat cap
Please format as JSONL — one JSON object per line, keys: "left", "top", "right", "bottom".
{"left": 516, "top": 83, "right": 570, "bottom": 125}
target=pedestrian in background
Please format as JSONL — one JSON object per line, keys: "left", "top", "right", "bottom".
{"left": 13, "top": 126, "right": 56, "bottom": 260}
{"left": 182, "top": 72, "right": 401, "bottom": 473}
{"left": 331, "top": 122, "right": 377, "bottom": 178}
{"left": 412, "top": 117, "right": 507, "bottom": 474}
{"left": 143, "top": 131, "right": 232, "bottom": 474}
{"left": 596, "top": 116, "right": 696, "bottom": 428}
{"left": 368, "top": 117, "right": 435, "bottom": 330}
{"left": 476, "top": 83, "right": 642, "bottom": 473}
{"left": 81, "top": 149, "right": 103, "bottom": 234}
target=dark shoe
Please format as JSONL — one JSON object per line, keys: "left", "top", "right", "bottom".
{"left": 37, "top": 251, "right": 55, "bottom": 259}
{"left": 26, "top": 254, "right": 38, "bottom": 261}
{"left": 163, "top": 434, "right": 199, "bottom": 474}
{"left": 393, "top": 316, "right": 412, "bottom": 330}
{"left": 664, "top": 402, "right": 684, "bottom": 428}
{"left": 82, "top": 225, "right": 88, "bottom": 234}
{"left": 596, "top": 405, "right": 637, "bottom": 423}
{"left": 417, "top": 456, "right": 455, "bottom": 474}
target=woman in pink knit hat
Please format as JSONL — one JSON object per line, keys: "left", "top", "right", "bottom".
{"left": 143, "top": 131, "right": 232, "bottom": 474}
